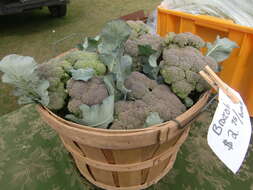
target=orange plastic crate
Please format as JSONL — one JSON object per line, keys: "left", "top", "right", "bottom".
{"left": 157, "top": 7, "right": 253, "bottom": 116}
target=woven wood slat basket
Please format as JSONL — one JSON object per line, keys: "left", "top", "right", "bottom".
{"left": 37, "top": 91, "right": 210, "bottom": 190}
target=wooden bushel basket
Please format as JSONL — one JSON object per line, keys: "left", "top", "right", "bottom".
{"left": 37, "top": 90, "right": 210, "bottom": 190}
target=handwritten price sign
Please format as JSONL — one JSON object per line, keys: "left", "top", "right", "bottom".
{"left": 207, "top": 87, "right": 252, "bottom": 173}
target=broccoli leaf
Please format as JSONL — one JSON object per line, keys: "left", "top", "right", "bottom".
{"left": 0, "top": 54, "right": 37, "bottom": 83}
{"left": 98, "top": 20, "right": 131, "bottom": 72}
{"left": 70, "top": 68, "right": 95, "bottom": 81}
{"left": 206, "top": 36, "right": 238, "bottom": 62}
{"left": 82, "top": 36, "right": 100, "bottom": 52}
{"left": 98, "top": 20, "right": 132, "bottom": 97}
{"left": 103, "top": 75, "right": 115, "bottom": 96}
{"left": 148, "top": 53, "right": 159, "bottom": 67}
{"left": 138, "top": 45, "right": 156, "bottom": 57}
{"left": 99, "top": 20, "right": 131, "bottom": 52}
{"left": 0, "top": 54, "right": 50, "bottom": 106}
{"left": 143, "top": 64, "right": 160, "bottom": 80}
{"left": 115, "top": 55, "right": 132, "bottom": 96}
{"left": 104, "top": 74, "right": 123, "bottom": 101}
{"left": 145, "top": 112, "right": 164, "bottom": 127}
{"left": 138, "top": 45, "right": 161, "bottom": 79}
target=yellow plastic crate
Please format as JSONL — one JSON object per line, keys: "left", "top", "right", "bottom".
{"left": 157, "top": 7, "right": 253, "bottom": 116}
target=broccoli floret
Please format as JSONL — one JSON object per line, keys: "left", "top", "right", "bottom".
{"left": 73, "top": 51, "right": 106, "bottom": 76}
{"left": 66, "top": 77, "right": 109, "bottom": 116}
{"left": 36, "top": 62, "right": 69, "bottom": 110}
{"left": 124, "top": 71, "right": 157, "bottom": 99}
{"left": 171, "top": 80, "right": 194, "bottom": 99}
{"left": 61, "top": 50, "right": 106, "bottom": 76}
{"left": 160, "top": 47, "right": 218, "bottom": 107}
{"left": 126, "top": 20, "right": 152, "bottom": 39}
{"left": 160, "top": 63, "right": 185, "bottom": 84}
{"left": 111, "top": 100, "right": 150, "bottom": 130}
{"left": 110, "top": 72, "right": 186, "bottom": 130}
{"left": 183, "top": 97, "right": 194, "bottom": 108}
{"left": 164, "top": 32, "right": 205, "bottom": 49}
{"left": 142, "top": 84, "right": 186, "bottom": 120}
{"left": 57, "top": 60, "right": 73, "bottom": 73}
{"left": 63, "top": 50, "right": 86, "bottom": 64}
{"left": 48, "top": 83, "right": 67, "bottom": 110}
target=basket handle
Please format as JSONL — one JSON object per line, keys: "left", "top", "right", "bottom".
{"left": 199, "top": 65, "right": 240, "bottom": 104}
{"left": 52, "top": 33, "right": 84, "bottom": 56}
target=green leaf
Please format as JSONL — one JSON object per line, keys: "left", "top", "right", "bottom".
{"left": 103, "top": 75, "right": 115, "bottom": 96}
{"left": 97, "top": 20, "right": 133, "bottom": 97}
{"left": 99, "top": 20, "right": 131, "bottom": 52}
{"left": 143, "top": 62, "right": 160, "bottom": 80}
{"left": 70, "top": 68, "right": 95, "bottom": 81}
{"left": 98, "top": 20, "right": 131, "bottom": 73}
{"left": 0, "top": 54, "right": 50, "bottom": 106}
{"left": 115, "top": 55, "right": 133, "bottom": 97}
{"left": 138, "top": 45, "right": 157, "bottom": 57}
{"left": 138, "top": 45, "right": 161, "bottom": 79}
{"left": 148, "top": 53, "right": 158, "bottom": 67}
{"left": 104, "top": 74, "right": 123, "bottom": 101}
{"left": 0, "top": 54, "right": 37, "bottom": 84}
{"left": 82, "top": 36, "right": 100, "bottom": 52}
{"left": 206, "top": 36, "right": 238, "bottom": 62}
{"left": 145, "top": 112, "right": 164, "bottom": 127}
{"left": 99, "top": 53, "right": 118, "bottom": 72}
{"left": 35, "top": 80, "right": 50, "bottom": 105}
{"left": 14, "top": 80, "right": 50, "bottom": 105}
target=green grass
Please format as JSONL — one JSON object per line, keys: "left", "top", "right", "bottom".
{"left": 0, "top": 0, "right": 161, "bottom": 116}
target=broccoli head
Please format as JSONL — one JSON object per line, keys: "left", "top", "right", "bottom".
{"left": 56, "top": 60, "right": 74, "bottom": 73}
{"left": 62, "top": 50, "right": 87, "bottom": 64}
{"left": 164, "top": 32, "right": 205, "bottom": 49}
{"left": 124, "top": 33, "right": 164, "bottom": 71}
{"left": 73, "top": 51, "right": 106, "bottom": 76}
{"left": 160, "top": 47, "right": 218, "bottom": 107}
{"left": 36, "top": 62, "right": 68, "bottom": 110}
{"left": 67, "top": 77, "right": 109, "bottom": 116}
{"left": 125, "top": 33, "right": 164, "bottom": 57}
{"left": 110, "top": 72, "right": 186, "bottom": 130}
{"left": 56, "top": 50, "right": 106, "bottom": 76}
{"left": 126, "top": 20, "right": 152, "bottom": 39}
{"left": 111, "top": 100, "right": 150, "bottom": 130}
{"left": 124, "top": 71, "right": 157, "bottom": 99}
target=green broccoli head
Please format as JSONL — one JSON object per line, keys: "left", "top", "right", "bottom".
{"left": 63, "top": 50, "right": 87, "bottom": 64}
{"left": 56, "top": 60, "right": 73, "bottom": 73}
{"left": 66, "top": 77, "right": 109, "bottom": 116}
{"left": 110, "top": 72, "right": 186, "bottom": 130}
{"left": 160, "top": 63, "right": 185, "bottom": 84}
{"left": 171, "top": 80, "right": 194, "bottom": 99}
{"left": 48, "top": 83, "right": 67, "bottom": 110}
{"left": 164, "top": 32, "right": 205, "bottom": 49}
{"left": 160, "top": 47, "right": 218, "bottom": 106}
{"left": 73, "top": 51, "right": 106, "bottom": 76}
{"left": 36, "top": 62, "right": 69, "bottom": 110}
{"left": 126, "top": 20, "right": 152, "bottom": 39}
